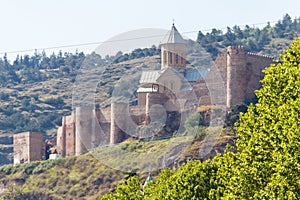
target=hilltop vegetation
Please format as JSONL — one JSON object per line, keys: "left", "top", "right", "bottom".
{"left": 0, "top": 48, "right": 160, "bottom": 135}
{"left": 0, "top": 14, "right": 299, "bottom": 135}
{"left": 197, "top": 13, "right": 300, "bottom": 59}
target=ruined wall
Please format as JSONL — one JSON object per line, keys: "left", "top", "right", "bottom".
{"left": 164, "top": 92, "right": 181, "bottom": 112}
{"left": 245, "top": 53, "right": 273, "bottom": 101}
{"left": 57, "top": 107, "right": 112, "bottom": 157}
{"left": 225, "top": 47, "right": 273, "bottom": 107}
{"left": 110, "top": 102, "right": 128, "bottom": 144}
{"left": 56, "top": 126, "right": 65, "bottom": 156}
{"left": 145, "top": 93, "right": 165, "bottom": 123}
{"left": 28, "top": 132, "right": 44, "bottom": 161}
{"left": 13, "top": 133, "right": 29, "bottom": 164}
{"left": 64, "top": 115, "right": 76, "bottom": 156}
{"left": 14, "top": 132, "right": 44, "bottom": 164}
{"left": 95, "top": 108, "right": 110, "bottom": 146}
{"left": 129, "top": 106, "right": 146, "bottom": 125}
{"left": 56, "top": 112, "right": 76, "bottom": 157}
{"left": 193, "top": 79, "right": 210, "bottom": 105}
{"left": 203, "top": 64, "right": 227, "bottom": 106}
{"left": 190, "top": 46, "right": 272, "bottom": 115}
{"left": 214, "top": 52, "right": 227, "bottom": 83}
{"left": 138, "top": 92, "right": 147, "bottom": 106}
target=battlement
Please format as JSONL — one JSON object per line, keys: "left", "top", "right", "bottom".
{"left": 64, "top": 114, "right": 75, "bottom": 125}
{"left": 227, "top": 45, "right": 245, "bottom": 51}
{"left": 247, "top": 52, "right": 274, "bottom": 60}
{"left": 215, "top": 53, "right": 227, "bottom": 58}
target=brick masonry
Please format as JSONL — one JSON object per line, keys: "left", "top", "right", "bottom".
{"left": 13, "top": 132, "right": 44, "bottom": 164}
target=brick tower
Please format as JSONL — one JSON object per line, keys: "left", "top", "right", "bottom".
{"left": 226, "top": 46, "right": 247, "bottom": 107}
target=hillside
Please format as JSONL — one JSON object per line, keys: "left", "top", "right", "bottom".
{"left": 0, "top": 128, "right": 235, "bottom": 199}
{"left": 0, "top": 14, "right": 299, "bottom": 198}
{"left": 0, "top": 14, "right": 299, "bottom": 136}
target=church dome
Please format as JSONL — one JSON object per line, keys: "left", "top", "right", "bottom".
{"left": 161, "top": 24, "right": 186, "bottom": 44}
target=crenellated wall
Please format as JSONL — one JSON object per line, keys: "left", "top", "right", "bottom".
{"left": 244, "top": 52, "right": 273, "bottom": 101}
{"left": 225, "top": 46, "right": 273, "bottom": 107}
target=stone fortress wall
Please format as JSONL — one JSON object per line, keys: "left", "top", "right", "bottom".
{"left": 56, "top": 46, "right": 274, "bottom": 157}
{"left": 13, "top": 132, "right": 45, "bottom": 164}
{"left": 225, "top": 46, "right": 273, "bottom": 107}
{"left": 194, "top": 46, "right": 273, "bottom": 107}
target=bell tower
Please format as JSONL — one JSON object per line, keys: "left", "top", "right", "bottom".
{"left": 160, "top": 23, "right": 186, "bottom": 73}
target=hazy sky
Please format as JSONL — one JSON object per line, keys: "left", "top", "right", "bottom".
{"left": 1, "top": 0, "right": 299, "bottom": 60}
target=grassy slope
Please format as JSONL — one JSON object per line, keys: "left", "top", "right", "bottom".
{"left": 0, "top": 128, "right": 235, "bottom": 199}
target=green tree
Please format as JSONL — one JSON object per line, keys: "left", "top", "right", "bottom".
{"left": 101, "top": 36, "right": 300, "bottom": 200}
{"left": 145, "top": 161, "right": 217, "bottom": 200}
{"left": 219, "top": 36, "right": 300, "bottom": 198}
{"left": 101, "top": 176, "right": 143, "bottom": 200}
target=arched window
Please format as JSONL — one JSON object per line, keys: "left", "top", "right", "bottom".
{"left": 175, "top": 54, "right": 178, "bottom": 64}
{"left": 169, "top": 52, "right": 172, "bottom": 64}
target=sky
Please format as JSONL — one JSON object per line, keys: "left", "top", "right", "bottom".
{"left": 0, "top": 0, "right": 300, "bottom": 60}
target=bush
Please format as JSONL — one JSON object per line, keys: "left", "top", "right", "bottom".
{"left": 23, "top": 162, "right": 39, "bottom": 175}
{"left": 0, "top": 93, "right": 9, "bottom": 101}
{"left": 184, "top": 112, "right": 203, "bottom": 130}
{"left": 44, "top": 97, "right": 65, "bottom": 108}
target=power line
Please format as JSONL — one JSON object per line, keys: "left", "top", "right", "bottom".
{"left": 0, "top": 20, "right": 279, "bottom": 56}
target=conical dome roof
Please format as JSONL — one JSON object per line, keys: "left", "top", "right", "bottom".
{"left": 161, "top": 24, "right": 185, "bottom": 44}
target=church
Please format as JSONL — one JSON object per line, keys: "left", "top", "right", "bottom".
{"left": 138, "top": 23, "right": 274, "bottom": 109}
{"left": 13, "top": 23, "right": 276, "bottom": 165}
{"left": 53, "top": 23, "right": 274, "bottom": 158}
{"left": 137, "top": 23, "right": 203, "bottom": 106}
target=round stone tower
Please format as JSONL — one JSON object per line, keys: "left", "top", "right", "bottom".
{"left": 160, "top": 24, "right": 186, "bottom": 73}
{"left": 75, "top": 106, "right": 94, "bottom": 155}
{"left": 226, "top": 46, "right": 247, "bottom": 108}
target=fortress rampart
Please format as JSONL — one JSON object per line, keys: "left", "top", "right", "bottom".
{"left": 56, "top": 45, "right": 275, "bottom": 157}
{"left": 214, "top": 46, "right": 274, "bottom": 107}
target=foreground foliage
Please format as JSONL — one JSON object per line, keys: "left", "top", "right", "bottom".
{"left": 101, "top": 36, "right": 300, "bottom": 199}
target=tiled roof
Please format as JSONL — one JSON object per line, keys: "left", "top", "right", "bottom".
{"left": 161, "top": 24, "right": 185, "bottom": 44}
{"left": 139, "top": 70, "right": 160, "bottom": 83}
{"left": 184, "top": 68, "right": 207, "bottom": 82}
